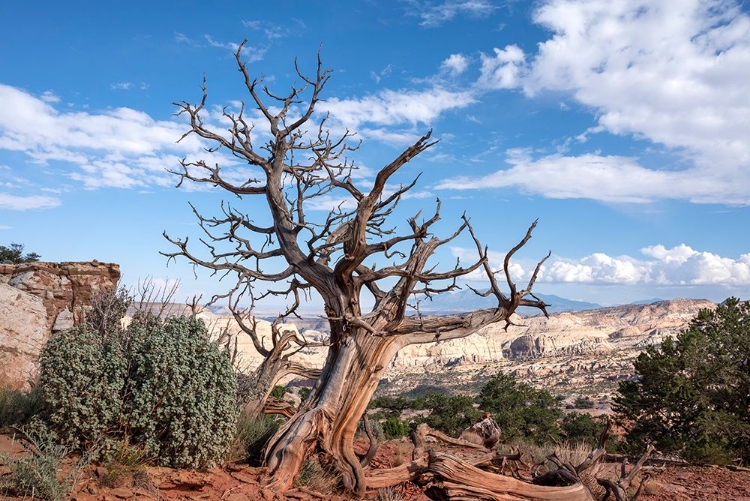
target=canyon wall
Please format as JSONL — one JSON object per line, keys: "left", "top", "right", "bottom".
{"left": 0, "top": 261, "right": 120, "bottom": 390}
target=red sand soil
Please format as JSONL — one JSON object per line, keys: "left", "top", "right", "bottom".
{"left": 2, "top": 432, "right": 749, "bottom": 500}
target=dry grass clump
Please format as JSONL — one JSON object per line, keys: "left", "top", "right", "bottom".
{"left": 293, "top": 454, "right": 341, "bottom": 494}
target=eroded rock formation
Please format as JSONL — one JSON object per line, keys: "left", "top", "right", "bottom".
{"left": 0, "top": 261, "right": 120, "bottom": 390}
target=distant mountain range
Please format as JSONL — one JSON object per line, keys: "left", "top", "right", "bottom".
{"left": 414, "top": 290, "right": 602, "bottom": 316}
{"left": 205, "top": 293, "right": 679, "bottom": 319}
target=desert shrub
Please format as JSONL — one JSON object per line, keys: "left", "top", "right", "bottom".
{"left": 270, "top": 384, "right": 286, "bottom": 399}
{"left": 479, "top": 373, "right": 561, "bottom": 445}
{"left": 98, "top": 440, "right": 151, "bottom": 488}
{"left": 294, "top": 454, "right": 341, "bottom": 493}
{"left": 382, "top": 416, "right": 409, "bottom": 439}
{"left": 369, "top": 395, "right": 413, "bottom": 411}
{"left": 614, "top": 298, "right": 750, "bottom": 465}
{"left": 558, "top": 412, "right": 621, "bottom": 451}
{"left": 37, "top": 314, "right": 238, "bottom": 469}
{"left": 228, "top": 411, "right": 280, "bottom": 465}
{"left": 298, "top": 386, "right": 312, "bottom": 401}
{"left": 376, "top": 486, "right": 404, "bottom": 501}
{"left": 0, "top": 427, "right": 89, "bottom": 501}
{"left": 573, "top": 396, "right": 595, "bottom": 409}
{"left": 0, "top": 385, "right": 44, "bottom": 427}
{"left": 38, "top": 326, "right": 127, "bottom": 448}
{"left": 413, "top": 392, "right": 481, "bottom": 437}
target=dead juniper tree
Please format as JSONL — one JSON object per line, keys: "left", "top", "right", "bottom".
{"left": 164, "top": 41, "right": 551, "bottom": 496}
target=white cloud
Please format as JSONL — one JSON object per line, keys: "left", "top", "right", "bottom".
{"left": 0, "top": 225, "right": 10, "bottom": 230}
{"left": 0, "top": 193, "right": 61, "bottom": 210}
{"left": 547, "top": 245, "right": 750, "bottom": 286}
{"left": 413, "top": 0, "right": 497, "bottom": 27}
{"left": 452, "top": 243, "right": 750, "bottom": 287}
{"left": 441, "top": 0, "right": 750, "bottom": 206}
{"left": 436, "top": 148, "right": 749, "bottom": 204}
{"left": 241, "top": 19, "right": 292, "bottom": 40}
{"left": 323, "top": 88, "right": 476, "bottom": 130}
{"left": 441, "top": 54, "right": 469, "bottom": 76}
{"left": 110, "top": 82, "right": 134, "bottom": 90}
{"left": 477, "top": 45, "right": 526, "bottom": 89}
{"left": 0, "top": 84, "right": 240, "bottom": 192}
{"left": 524, "top": 0, "right": 750, "bottom": 170}
{"left": 40, "top": 91, "right": 60, "bottom": 103}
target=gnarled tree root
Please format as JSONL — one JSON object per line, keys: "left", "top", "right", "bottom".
{"left": 366, "top": 418, "right": 655, "bottom": 501}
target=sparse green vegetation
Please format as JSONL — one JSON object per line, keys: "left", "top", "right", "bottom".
{"left": 480, "top": 373, "right": 562, "bottom": 445}
{"left": 614, "top": 297, "right": 750, "bottom": 465}
{"left": 0, "top": 242, "right": 40, "bottom": 264}
{"left": 228, "top": 411, "right": 280, "bottom": 465}
{"left": 37, "top": 306, "right": 238, "bottom": 469}
{"left": 573, "top": 396, "right": 595, "bottom": 409}
{"left": 0, "top": 385, "right": 44, "bottom": 427}
{"left": 0, "top": 428, "right": 89, "bottom": 501}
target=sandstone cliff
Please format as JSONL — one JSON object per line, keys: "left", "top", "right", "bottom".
{"left": 0, "top": 261, "right": 120, "bottom": 390}
{"left": 193, "top": 298, "right": 715, "bottom": 404}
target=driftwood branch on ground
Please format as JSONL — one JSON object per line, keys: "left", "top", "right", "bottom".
{"left": 366, "top": 418, "right": 655, "bottom": 501}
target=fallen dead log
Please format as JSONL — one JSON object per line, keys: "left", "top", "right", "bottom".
{"left": 423, "top": 451, "right": 597, "bottom": 501}
{"left": 366, "top": 415, "right": 655, "bottom": 500}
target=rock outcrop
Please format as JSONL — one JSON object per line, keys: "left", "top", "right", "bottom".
{"left": 185, "top": 298, "right": 715, "bottom": 406}
{"left": 0, "top": 261, "right": 120, "bottom": 390}
{"left": 378, "top": 298, "right": 716, "bottom": 403}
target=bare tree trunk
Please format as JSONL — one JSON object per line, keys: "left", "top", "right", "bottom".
{"left": 264, "top": 329, "right": 401, "bottom": 495}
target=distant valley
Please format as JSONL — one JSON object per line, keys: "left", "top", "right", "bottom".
{"left": 193, "top": 296, "right": 716, "bottom": 411}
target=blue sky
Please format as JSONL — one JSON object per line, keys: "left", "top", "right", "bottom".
{"left": 1, "top": 0, "right": 749, "bottom": 312}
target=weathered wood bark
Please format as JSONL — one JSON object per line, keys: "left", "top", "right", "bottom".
{"left": 165, "top": 41, "right": 551, "bottom": 496}
{"left": 596, "top": 444, "right": 655, "bottom": 501}
{"left": 424, "top": 451, "right": 597, "bottom": 501}
{"left": 366, "top": 416, "right": 632, "bottom": 499}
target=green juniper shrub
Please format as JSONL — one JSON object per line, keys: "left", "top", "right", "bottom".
{"left": 37, "top": 313, "right": 238, "bottom": 469}
{"left": 382, "top": 416, "right": 409, "bottom": 439}
{"left": 479, "top": 373, "right": 562, "bottom": 445}
{"left": 298, "top": 386, "right": 312, "bottom": 401}
{"left": 614, "top": 298, "right": 750, "bottom": 465}
{"left": 414, "top": 392, "right": 481, "bottom": 437}
{"left": 270, "top": 385, "right": 286, "bottom": 399}
{"left": 0, "top": 243, "right": 40, "bottom": 264}
{"left": 559, "top": 412, "right": 622, "bottom": 451}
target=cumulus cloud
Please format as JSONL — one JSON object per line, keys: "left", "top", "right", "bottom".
{"left": 452, "top": 243, "right": 750, "bottom": 287}
{"left": 0, "top": 84, "right": 241, "bottom": 191}
{"left": 441, "top": 54, "right": 469, "bottom": 76}
{"left": 476, "top": 45, "right": 526, "bottom": 89}
{"left": 40, "top": 91, "right": 60, "bottom": 103}
{"left": 440, "top": 0, "right": 750, "bottom": 206}
{"left": 547, "top": 245, "right": 750, "bottom": 286}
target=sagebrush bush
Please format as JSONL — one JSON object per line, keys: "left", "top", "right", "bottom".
{"left": 38, "top": 327, "right": 126, "bottom": 448}
{"left": 38, "top": 314, "right": 238, "bottom": 469}
{"left": 228, "top": 411, "right": 280, "bottom": 465}
{"left": 0, "top": 385, "right": 44, "bottom": 427}
{"left": 0, "top": 427, "right": 88, "bottom": 501}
